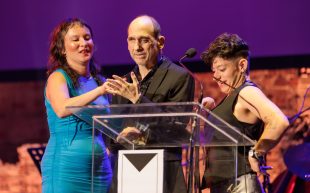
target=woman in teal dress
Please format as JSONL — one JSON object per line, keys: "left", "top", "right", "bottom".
{"left": 41, "top": 18, "right": 112, "bottom": 193}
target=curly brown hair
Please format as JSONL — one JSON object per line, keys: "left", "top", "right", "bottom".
{"left": 47, "top": 18, "right": 102, "bottom": 87}
{"left": 201, "top": 33, "right": 250, "bottom": 75}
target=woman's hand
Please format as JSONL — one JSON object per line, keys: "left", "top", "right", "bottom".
{"left": 201, "top": 97, "right": 216, "bottom": 109}
{"left": 248, "top": 155, "right": 261, "bottom": 173}
{"left": 97, "top": 81, "right": 109, "bottom": 95}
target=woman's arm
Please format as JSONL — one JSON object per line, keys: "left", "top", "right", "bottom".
{"left": 46, "top": 71, "right": 108, "bottom": 118}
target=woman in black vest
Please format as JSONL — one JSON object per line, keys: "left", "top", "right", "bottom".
{"left": 200, "top": 33, "right": 289, "bottom": 193}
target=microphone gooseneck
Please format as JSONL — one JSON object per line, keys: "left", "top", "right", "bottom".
{"left": 213, "top": 76, "right": 264, "bottom": 121}
{"left": 212, "top": 76, "right": 237, "bottom": 90}
{"left": 178, "top": 48, "right": 203, "bottom": 103}
{"left": 179, "top": 48, "right": 202, "bottom": 193}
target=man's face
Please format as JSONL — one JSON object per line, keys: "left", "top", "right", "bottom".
{"left": 211, "top": 57, "right": 243, "bottom": 94}
{"left": 127, "top": 18, "right": 163, "bottom": 68}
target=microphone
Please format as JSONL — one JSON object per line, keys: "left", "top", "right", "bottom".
{"left": 179, "top": 48, "right": 197, "bottom": 61}
{"left": 212, "top": 76, "right": 237, "bottom": 90}
{"left": 185, "top": 48, "right": 197, "bottom": 58}
{"left": 178, "top": 48, "right": 203, "bottom": 103}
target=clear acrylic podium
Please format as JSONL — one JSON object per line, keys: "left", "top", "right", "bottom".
{"left": 68, "top": 102, "right": 255, "bottom": 193}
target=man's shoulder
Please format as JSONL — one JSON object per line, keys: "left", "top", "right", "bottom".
{"left": 162, "top": 58, "right": 188, "bottom": 75}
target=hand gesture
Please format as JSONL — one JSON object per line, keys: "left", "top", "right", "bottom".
{"left": 106, "top": 72, "right": 141, "bottom": 103}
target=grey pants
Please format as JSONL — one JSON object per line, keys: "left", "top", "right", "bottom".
{"left": 211, "top": 173, "right": 265, "bottom": 193}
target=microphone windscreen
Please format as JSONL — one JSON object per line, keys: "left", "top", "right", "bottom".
{"left": 185, "top": 48, "right": 197, "bottom": 58}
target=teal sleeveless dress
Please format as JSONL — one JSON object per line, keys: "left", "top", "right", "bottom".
{"left": 41, "top": 69, "right": 112, "bottom": 193}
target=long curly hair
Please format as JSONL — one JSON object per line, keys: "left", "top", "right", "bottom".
{"left": 47, "top": 18, "right": 102, "bottom": 87}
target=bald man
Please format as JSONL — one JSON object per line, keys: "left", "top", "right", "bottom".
{"left": 106, "top": 15, "right": 195, "bottom": 193}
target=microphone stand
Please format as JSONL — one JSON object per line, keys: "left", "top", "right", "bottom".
{"left": 179, "top": 56, "right": 203, "bottom": 193}
{"left": 178, "top": 55, "right": 204, "bottom": 103}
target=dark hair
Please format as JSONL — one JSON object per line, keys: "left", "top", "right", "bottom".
{"left": 201, "top": 33, "right": 250, "bottom": 74}
{"left": 47, "top": 18, "right": 102, "bottom": 87}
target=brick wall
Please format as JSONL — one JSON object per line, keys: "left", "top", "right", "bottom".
{"left": 0, "top": 144, "right": 42, "bottom": 193}
{"left": 0, "top": 81, "right": 48, "bottom": 163}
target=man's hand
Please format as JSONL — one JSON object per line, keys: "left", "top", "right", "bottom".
{"left": 106, "top": 72, "right": 141, "bottom": 103}
{"left": 116, "top": 127, "right": 141, "bottom": 143}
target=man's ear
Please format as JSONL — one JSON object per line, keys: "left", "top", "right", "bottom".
{"left": 157, "top": 36, "right": 165, "bottom": 49}
{"left": 238, "top": 58, "right": 248, "bottom": 73}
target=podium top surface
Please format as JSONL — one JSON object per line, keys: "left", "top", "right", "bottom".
{"left": 67, "top": 102, "right": 255, "bottom": 148}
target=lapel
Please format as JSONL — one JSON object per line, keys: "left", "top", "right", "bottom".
{"left": 144, "top": 59, "right": 170, "bottom": 100}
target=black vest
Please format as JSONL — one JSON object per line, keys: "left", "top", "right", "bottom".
{"left": 204, "top": 80, "right": 264, "bottom": 183}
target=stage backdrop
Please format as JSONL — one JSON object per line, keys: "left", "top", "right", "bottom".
{"left": 0, "top": 0, "right": 310, "bottom": 70}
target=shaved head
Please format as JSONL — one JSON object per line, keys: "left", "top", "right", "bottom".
{"left": 128, "top": 15, "right": 161, "bottom": 39}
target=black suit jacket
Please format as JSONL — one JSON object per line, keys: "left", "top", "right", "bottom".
{"left": 109, "top": 57, "right": 194, "bottom": 193}
{"left": 112, "top": 57, "right": 195, "bottom": 104}
{"left": 111, "top": 57, "right": 195, "bottom": 160}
